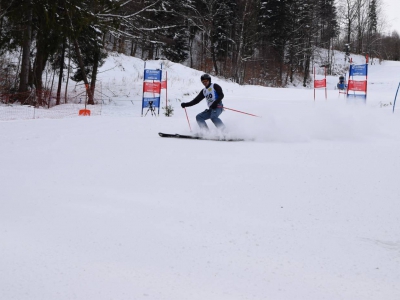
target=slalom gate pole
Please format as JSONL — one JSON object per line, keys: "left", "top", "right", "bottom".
{"left": 218, "top": 106, "right": 261, "bottom": 118}
{"left": 184, "top": 108, "right": 192, "bottom": 132}
{"left": 314, "top": 66, "right": 316, "bottom": 101}
{"left": 393, "top": 82, "right": 400, "bottom": 113}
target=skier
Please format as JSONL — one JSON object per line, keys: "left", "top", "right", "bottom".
{"left": 181, "top": 74, "right": 225, "bottom": 131}
{"left": 337, "top": 75, "right": 346, "bottom": 90}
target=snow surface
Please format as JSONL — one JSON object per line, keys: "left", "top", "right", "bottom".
{"left": 1, "top": 53, "right": 400, "bottom": 300}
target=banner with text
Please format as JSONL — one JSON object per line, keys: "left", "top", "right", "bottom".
{"left": 142, "top": 68, "right": 162, "bottom": 116}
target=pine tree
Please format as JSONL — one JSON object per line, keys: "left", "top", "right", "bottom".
{"left": 318, "top": 0, "right": 338, "bottom": 46}
{"left": 0, "top": 0, "right": 34, "bottom": 95}
{"left": 366, "top": 0, "right": 377, "bottom": 57}
{"left": 230, "top": 0, "right": 259, "bottom": 83}
{"left": 259, "top": 0, "right": 294, "bottom": 85}
{"left": 211, "top": 0, "right": 236, "bottom": 73}
{"left": 155, "top": 0, "right": 190, "bottom": 62}
{"left": 66, "top": 0, "right": 120, "bottom": 104}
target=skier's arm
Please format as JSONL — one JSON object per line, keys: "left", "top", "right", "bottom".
{"left": 183, "top": 90, "right": 205, "bottom": 107}
{"left": 210, "top": 84, "right": 224, "bottom": 109}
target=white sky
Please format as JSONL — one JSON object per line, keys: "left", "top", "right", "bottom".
{"left": 382, "top": 0, "right": 400, "bottom": 34}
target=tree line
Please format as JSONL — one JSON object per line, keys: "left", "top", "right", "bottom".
{"left": 0, "top": 0, "right": 399, "bottom": 106}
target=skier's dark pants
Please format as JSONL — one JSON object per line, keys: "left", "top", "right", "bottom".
{"left": 196, "top": 107, "right": 225, "bottom": 130}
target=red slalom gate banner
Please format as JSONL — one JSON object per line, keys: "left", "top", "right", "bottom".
{"left": 314, "top": 66, "right": 327, "bottom": 100}
{"left": 143, "top": 82, "right": 161, "bottom": 94}
{"left": 347, "top": 80, "right": 367, "bottom": 92}
{"left": 314, "top": 79, "right": 326, "bottom": 88}
{"left": 161, "top": 72, "right": 168, "bottom": 111}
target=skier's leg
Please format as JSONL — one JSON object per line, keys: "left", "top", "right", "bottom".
{"left": 210, "top": 107, "right": 225, "bottom": 130}
{"left": 196, "top": 109, "right": 211, "bottom": 130}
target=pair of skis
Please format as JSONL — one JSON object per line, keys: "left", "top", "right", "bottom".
{"left": 158, "top": 132, "right": 244, "bottom": 142}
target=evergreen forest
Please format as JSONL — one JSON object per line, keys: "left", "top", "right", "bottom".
{"left": 0, "top": 0, "right": 399, "bottom": 106}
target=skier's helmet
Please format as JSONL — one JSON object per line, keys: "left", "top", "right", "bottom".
{"left": 200, "top": 74, "right": 211, "bottom": 82}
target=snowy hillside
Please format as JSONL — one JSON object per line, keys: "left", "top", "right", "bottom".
{"left": 1, "top": 53, "right": 400, "bottom": 300}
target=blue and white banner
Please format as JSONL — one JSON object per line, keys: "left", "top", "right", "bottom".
{"left": 144, "top": 69, "right": 162, "bottom": 81}
{"left": 142, "top": 96, "right": 160, "bottom": 109}
{"left": 346, "top": 94, "right": 367, "bottom": 99}
{"left": 349, "top": 64, "right": 368, "bottom": 76}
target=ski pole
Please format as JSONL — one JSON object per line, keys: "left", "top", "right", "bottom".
{"left": 393, "top": 82, "right": 400, "bottom": 113}
{"left": 218, "top": 106, "right": 261, "bottom": 118}
{"left": 184, "top": 107, "right": 192, "bottom": 132}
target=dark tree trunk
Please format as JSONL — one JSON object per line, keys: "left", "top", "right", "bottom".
{"left": 73, "top": 38, "right": 94, "bottom": 105}
{"left": 64, "top": 39, "right": 71, "bottom": 103}
{"left": 211, "top": 43, "right": 219, "bottom": 75}
{"left": 56, "top": 39, "right": 66, "bottom": 105}
{"left": 33, "top": 35, "right": 49, "bottom": 106}
{"left": 18, "top": 6, "right": 32, "bottom": 95}
{"left": 89, "top": 50, "right": 100, "bottom": 105}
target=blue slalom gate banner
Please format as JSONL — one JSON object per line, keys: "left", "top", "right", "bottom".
{"left": 143, "top": 96, "right": 160, "bottom": 107}
{"left": 144, "top": 69, "right": 162, "bottom": 81}
{"left": 349, "top": 64, "right": 368, "bottom": 76}
{"left": 346, "top": 94, "right": 367, "bottom": 99}
{"left": 142, "top": 95, "right": 161, "bottom": 116}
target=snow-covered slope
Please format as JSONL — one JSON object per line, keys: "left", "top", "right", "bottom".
{"left": 1, "top": 53, "right": 400, "bottom": 300}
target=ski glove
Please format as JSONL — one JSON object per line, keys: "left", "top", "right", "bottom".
{"left": 210, "top": 101, "right": 220, "bottom": 109}
{"left": 181, "top": 102, "right": 187, "bottom": 108}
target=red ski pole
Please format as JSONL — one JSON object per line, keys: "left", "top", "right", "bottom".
{"left": 184, "top": 107, "right": 192, "bottom": 132}
{"left": 218, "top": 106, "right": 261, "bottom": 118}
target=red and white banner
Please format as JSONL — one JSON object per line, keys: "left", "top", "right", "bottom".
{"left": 314, "top": 66, "right": 327, "bottom": 100}
{"left": 143, "top": 82, "right": 161, "bottom": 94}
{"left": 347, "top": 80, "right": 367, "bottom": 92}
{"left": 314, "top": 79, "right": 326, "bottom": 89}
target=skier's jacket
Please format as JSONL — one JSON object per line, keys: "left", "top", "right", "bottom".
{"left": 184, "top": 83, "right": 224, "bottom": 109}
